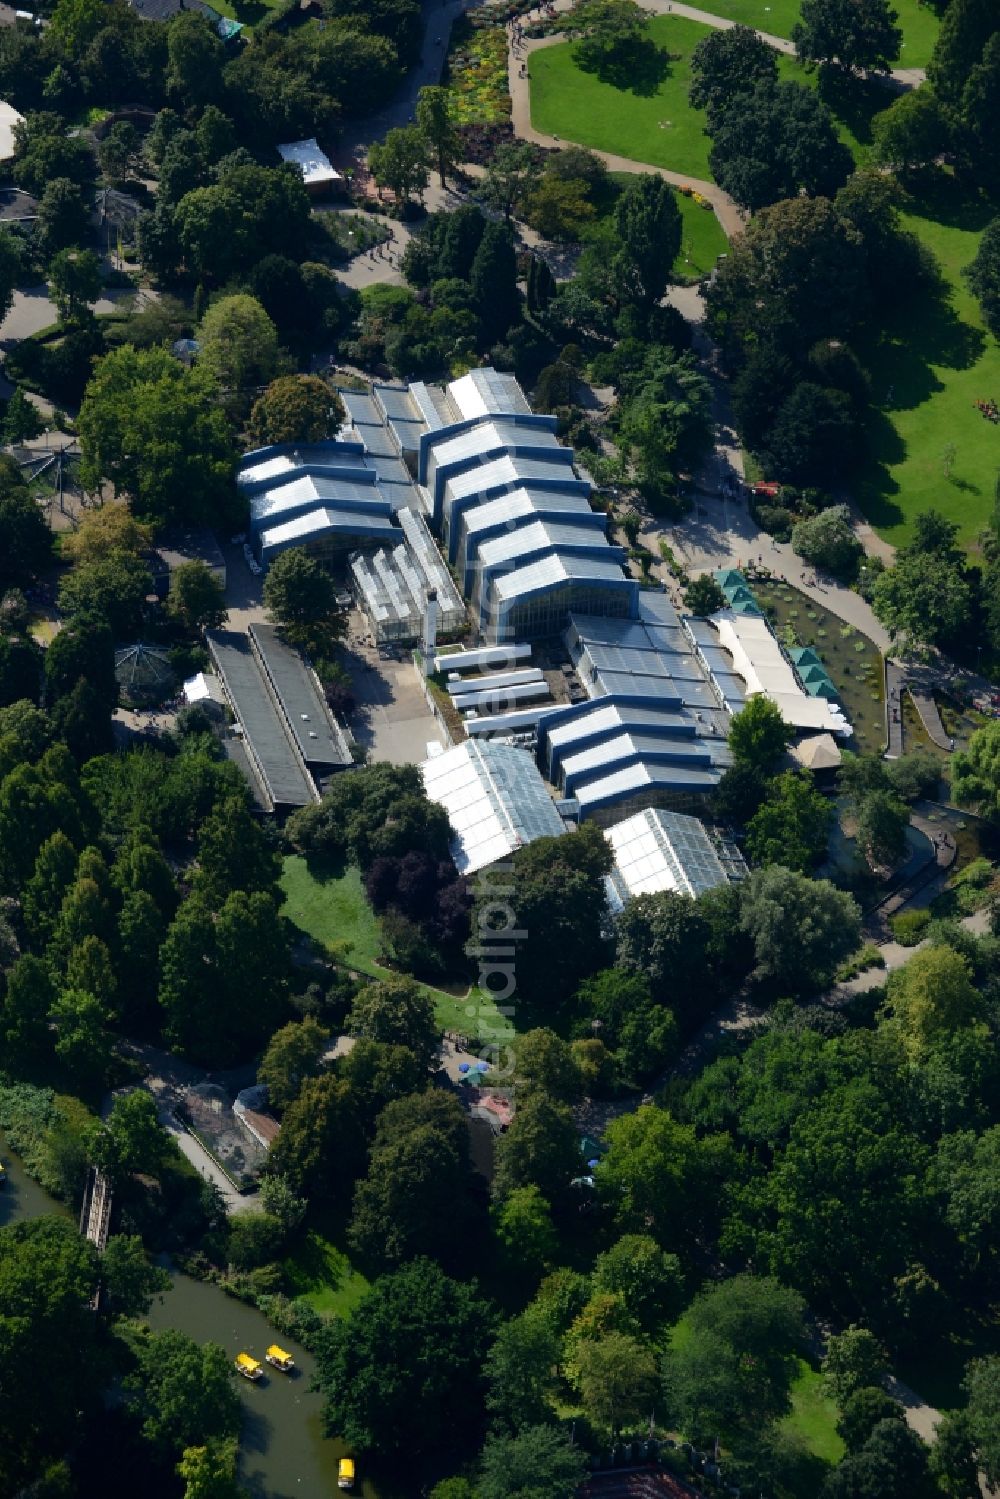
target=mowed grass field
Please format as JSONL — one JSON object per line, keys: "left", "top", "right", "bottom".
{"left": 857, "top": 170, "right": 1000, "bottom": 549}
{"left": 279, "top": 855, "right": 514, "bottom": 1041}
{"left": 684, "top": 0, "right": 941, "bottom": 69}
{"left": 529, "top": 16, "right": 886, "bottom": 181}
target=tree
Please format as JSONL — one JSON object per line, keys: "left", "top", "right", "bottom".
{"left": 314, "top": 1259, "right": 492, "bottom": 1460}
{"left": 61, "top": 505, "right": 155, "bottom": 565}
{"left": 925, "top": 0, "right": 999, "bottom": 108}
{"left": 689, "top": 23, "right": 778, "bottom": 122}
{"left": 574, "top": 968, "right": 677, "bottom": 1084}
{"left": 966, "top": 218, "right": 1000, "bottom": 340}
{"left": 472, "top": 823, "right": 612, "bottom": 1017}
{"left": 347, "top": 975, "right": 437, "bottom": 1072}
{"left": 36, "top": 177, "right": 90, "bottom": 257}
{"left": 663, "top": 1275, "right": 806, "bottom": 1443}
{"left": 952, "top": 723, "right": 1000, "bottom": 820}
{"left": 470, "top": 220, "right": 520, "bottom": 346}
{"left": 873, "top": 89, "right": 948, "bottom": 173}
{"left": 522, "top": 175, "right": 596, "bottom": 242}
{"left": 964, "top": 1357, "right": 1000, "bottom": 1487}
{"left": 593, "top": 1234, "right": 684, "bottom": 1331}
{"left": 706, "top": 196, "right": 867, "bottom": 362}
{"left": 854, "top": 789, "right": 909, "bottom": 870}
{"left": 764, "top": 382, "right": 859, "bottom": 484}
{"left": 348, "top": 1092, "right": 475, "bottom": 1267}
{"left": 513, "top": 1027, "right": 580, "bottom": 1102}
{"left": 100, "top": 1234, "right": 171, "bottom": 1318}
{"left": 596, "top": 1104, "right": 733, "bottom": 1250}
{"left": 262, "top": 545, "right": 345, "bottom": 651}
{"left": 479, "top": 1425, "right": 587, "bottom": 1499}
{"left": 196, "top": 294, "right": 279, "bottom": 414}
{"left": 929, "top": 1411, "right": 980, "bottom": 1499}
{"left": 50, "top": 0, "right": 106, "bottom": 55}
{"left": 166, "top": 560, "right": 228, "bottom": 632}
{"left": 791, "top": 503, "right": 863, "bottom": 579}
{"left": 165, "top": 10, "right": 225, "bottom": 112}
{"left": 821, "top": 1418, "right": 936, "bottom": 1499}
{"left": 369, "top": 124, "right": 429, "bottom": 206}
{"left": 58, "top": 549, "right": 153, "bottom": 637}
{"left": 571, "top": 0, "right": 652, "bottom": 83}
{"left": 98, "top": 120, "right": 138, "bottom": 188}
{"left": 612, "top": 174, "right": 681, "bottom": 315}
{"left": 0, "top": 953, "right": 53, "bottom": 1069}
{"left": 613, "top": 891, "right": 718, "bottom": 1031}
{"left": 838, "top": 1388, "right": 906, "bottom": 1452}
{"left": 491, "top": 1186, "right": 557, "bottom": 1281}
{"left": 480, "top": 142, "right": 536, "bottom": 223}
{"left": 485, "top": 1308, "right": 561, "bottom": 1432}
{"left": 727, "top": 695, "right": 794, "bottom": 774}
{"left": 52, "top": 986, "right": 112, "bottom": 1091}
{"left": 746, "top": 770, "right": 834, "bottom": 873}
{"left": 93, "top": 1088, "right": 170, "bottom": 1182}
{"left": 258, "top": 1016, "right": 329, "bottom": 1111}
{"left": 48, "top": 248, "right": 101, "bottom": 324}
{"left": 684, "top": 574, "right": 726, "bottom": 615}
{"left": 0, "top": 457, "right": 52, "bottom": 586}
{"left": 176, "top": 1440, "right": 243, "bottom": 1499}
{"left": 726, "top": 1081, "right": 926, "bottom": 1316}
{"left": 78, "top": 346, "right": 237, "bottom": 529}
{"left": 709, "top": 80, "right": 854, "bottom": 212}
{"left": 266, "top": 1073, "right": 366, "bottom": 1200}
{"left": 158, "top": 890, "right": 288, "bottom": 1064}
{"left": 416, "top": 85, "right": 459, "bottom": 188}
{"left": 247, "top": 375, "right": 343, "bottom": 448}
{"left": 126, "top": 1327, "right": 241, "bottom": 1458}
{"left": 0, "top": 1217, "right": 100, "bottom": 1494}
{"left": 739, "top": 865, "right": 861, "bottom": 994}
{"left": 882, "top": 945, "right": 983, "bottom": 1062}
{"left": 573, "top": 1332, "right": 658, "bottom": 1435}
{"left": 822, "top": 1325, "right": 889, "bottom": 1405}
{"left": 793, "top": 0, "right": 902, "bottom": 73}
{"left": 493, "top": 1092, "right": 581, "bottom": 1205}
{"left": 872, "top": 548, "right": 973, "bottom": 652}
{"left": 1, "top": 387, "right": 44, "bottom": 445}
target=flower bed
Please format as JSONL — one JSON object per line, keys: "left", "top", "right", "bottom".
{"left": 445, "top": 19, "right": 511, "bottom": 126}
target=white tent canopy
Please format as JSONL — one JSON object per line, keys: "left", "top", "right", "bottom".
{"left": 277, "top": 138, "right": 342, "bottom": 187}
{"left": 715, "top": 613, "right": 851, "bottom": 735}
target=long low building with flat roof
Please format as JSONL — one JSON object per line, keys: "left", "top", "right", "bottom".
{"left": 248, "top": 622, "right": 352, "bottom": 775}
{"left": 206, "top": 631, "right": 318, "bottom": 811}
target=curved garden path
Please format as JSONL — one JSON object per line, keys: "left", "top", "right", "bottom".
{"left": 509, "top": 0, "right": 926, "bottom": 242}
{"left": 508, "top": 30, "right": 748, "bottom": 238}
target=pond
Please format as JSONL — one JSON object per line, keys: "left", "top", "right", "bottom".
{"left": 751, "top": 578, "right": 886, "bottom": 756}
{"left": 0, "top": 1136, "right": 378, "bottom": 1499}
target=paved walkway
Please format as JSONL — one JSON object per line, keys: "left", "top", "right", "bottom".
{"left": 646, "top": 1, "right": 925, "bottom": 88}
{"left": 509, "top": 29, "right": 747, "bottom": 239}
{"left": 507, "top": 0, "right": 923, "bottom": 244}
{"left": 886, "top": 659, "right": 905, "bottom": 758}
{"left": 907, "top": 666, "right": 954, "bottom": 751}
{"left": 633, "top": 286, "right": 896, "bottom": 657}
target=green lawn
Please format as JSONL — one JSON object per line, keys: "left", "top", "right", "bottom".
{"left": 856, "top": 170, "right": 1000, "bottom": 549}
{"left": 685, "top": 0, "right": 940, "bottom": 69}
{"left": 782, "top": 1360, "right": 845, "bottom": 1465}
{"left": 675, "top": 185, "right": 730, "bottom": 277}
{"left": 279, "top": 856, "right": 514, "bottom": 1042}
{"left": 282, "top": 1221, "right": 370, "bottom": 1318}
{"left": 530, "top": 16, "right": 885, "bottom": 182}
